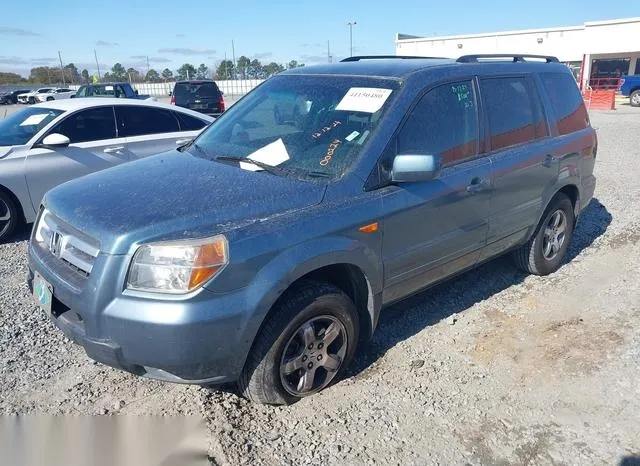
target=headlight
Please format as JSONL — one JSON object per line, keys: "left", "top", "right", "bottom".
{"left": 127, "top": 235, "right": 229, "bottom": 294}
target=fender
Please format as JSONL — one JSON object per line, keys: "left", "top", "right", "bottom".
{"left": 228, "top": 234, "right": 383, "bottom": 366}
{"left": 527, "top": 176, "right": 581, "bottom": 241}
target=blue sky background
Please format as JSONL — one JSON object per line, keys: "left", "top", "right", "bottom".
{"left": 1, "top": 0, "right": 639, "bottom": 76}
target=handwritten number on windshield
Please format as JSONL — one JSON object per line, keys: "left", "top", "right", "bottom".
{"left": 320, "top": 139, "right": 342, "bottom": 166}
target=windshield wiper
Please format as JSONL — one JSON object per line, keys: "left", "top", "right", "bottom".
{"left": 215, "top": 156, "right": 330, "bottom": 179}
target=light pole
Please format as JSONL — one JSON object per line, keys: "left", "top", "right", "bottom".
{"left": 347, "top": 21, "right": 357, "bottom": 57}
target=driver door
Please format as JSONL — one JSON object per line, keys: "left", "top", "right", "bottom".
{"left": 24, "top": 105, "right": 128, "bottom": 210}
{"left": 381, "top": 79, "right": 492, "bottom": 303}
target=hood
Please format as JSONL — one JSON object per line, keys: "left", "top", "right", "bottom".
{"left": 0, "top": 146, "right": 14, "bottom": 159}
{"left": 44, "top": 150, "right": 327, "bottom": 254}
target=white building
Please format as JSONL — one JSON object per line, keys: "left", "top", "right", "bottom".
{"left": 395, "top": 17, "right": 640, "bottom": 90}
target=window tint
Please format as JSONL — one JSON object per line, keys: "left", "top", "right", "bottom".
{"left": 540, "top": 73, "right": 589, "bottom": 136}
{"left": 115, "top": 85, "right": 128, "bottom": 98}
{"left": 174, "top": 111, "right": 208, "bottom": 131}
{"left": 397, "top": 80, "right": 479, "bottom": 167}
{"left": 481, "top": 77, "right": 537, "bottom": 150}
{"left": 50, "top": 106, "right": 116, "bottom": 143}
{"left": 174, "top": 82, "right": 220, "bottom": 99}
{"left": 115, "top": 106, "right": 180, "bottom": 137}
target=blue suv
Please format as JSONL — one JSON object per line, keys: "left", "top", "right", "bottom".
{"left": 28, "top": 54, "right": 597, "bottom": 404}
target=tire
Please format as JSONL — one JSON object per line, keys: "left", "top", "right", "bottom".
{"left": 238, "top": 281, "right": 359, "bottom": 405}
{"left": 630, "top": 90, "right": 640, "bottom": 108}
{"left": 0, "top": 191, "right": 19, "bottom": 243}
{"left": 46, "top": 96, "right": 54, "bottom": 101}
{"left": 513, "top": 193, "right": 574, "bottom": 276}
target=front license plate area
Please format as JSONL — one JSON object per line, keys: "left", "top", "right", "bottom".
{"left": 33, "top": 272, "right": 53, "bottom": 316}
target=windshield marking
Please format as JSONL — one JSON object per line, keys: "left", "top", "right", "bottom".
{"left": 241, "top": 138, "right": 290, "bottom": 172}
{"left": 320, "top": 139, "right": 342, "bottom": 166}
{"left": 312, "top": 120, "right": 342, "bottom": 140}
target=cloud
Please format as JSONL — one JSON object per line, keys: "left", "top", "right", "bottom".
{"left": 96, "top": 40, "right": 119, "bottom": 47}
{"left": 158, "top": 48, "right": 215, "bottom": 55}
{"left": 176, "top": 34, "right": 185, "bottom": 38}
{"left": 31, "top": 57, "right": 57, "bottom": 65}
{"left": 0, "top": 27, "right": 42, "bottom": 37}
{"left": 252, "top": 52, "right": 273, "bottom": 60}
{"left": 300, "top": 43, "right": 310, "bottom": 48}
{"left": 0, "top": 56, "right": 28, "bottom": 65}
{"left": 300, "top": 54, "right": 330, "bottom": 64}
{"left": 129, "top": 55, "right": 172, "bottom": 63}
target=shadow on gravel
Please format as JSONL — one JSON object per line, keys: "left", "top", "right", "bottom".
{"left": 6, "top": 223, "right": 32, "bottom": 243}
{"left": 347, "top": 198, "right": 611, "bottom": 379}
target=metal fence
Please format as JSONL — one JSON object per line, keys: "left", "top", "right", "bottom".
{"left": 67, "top": 79, "right": 265, "bottom": 97}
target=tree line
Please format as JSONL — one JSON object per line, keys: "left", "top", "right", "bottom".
{"left": 0, "top": 56, "right": 305, "bottom": 85}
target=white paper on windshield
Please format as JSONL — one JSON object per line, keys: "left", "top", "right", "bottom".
{"left": 105, "top": 85, "right": 114, "bottom": 91}
{"left": 345, "top": 130, "right": 360, "bottom": 142}
{"left": 20, "top": 114, "right": 49, "bottom": 126}
{"left": 240, "top": 138, "right": 290, "bottom": 172}
{"left": 335, "top": 87, "right": 393, "bottom": 113}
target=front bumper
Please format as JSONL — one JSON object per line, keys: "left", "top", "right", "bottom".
{"left": 28, "top": 241, "right": 256, "bottom": 384}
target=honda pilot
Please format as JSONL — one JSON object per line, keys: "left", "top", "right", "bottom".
{"left": 28, "top": 54, "right": 597, "bottom": 405}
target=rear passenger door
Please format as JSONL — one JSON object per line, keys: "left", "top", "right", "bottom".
{"left": 114, "top": 105, "right": 198, "bottom": 160}
{"left": 478, "top": 75, "right": 555, "bottom": 259}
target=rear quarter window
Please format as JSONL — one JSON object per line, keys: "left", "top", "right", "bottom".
{"left": 174, "top": 111, "right": 208, "bottom": 131}
{"left": 540, "top": 72, "right": 589, "bottom": 136}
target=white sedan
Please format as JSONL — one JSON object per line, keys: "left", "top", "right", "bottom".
{"left": 0, "top": 98, "right": 214, "bottom": 241}
{"left": 34, "top": 88, "right": 76, "bottom": 102}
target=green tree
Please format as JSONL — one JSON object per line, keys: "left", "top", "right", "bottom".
{"left": 264, "top": 62, "right": 284, "bottom": 77}
{"left": 145, "top": 69, "right": 160, "bottom": 82}
{"left": 236, "top": 56, "right": 251, "bottom": 78}
{"left": 176, "top": 63, "right": 197, "bottom": 80}
{"left": 110, "top": 63, "right": 127, "bottom": 81}
{"left": 64, "top": 63, "right": 80, "bottom": 83}
{"left": 0, "top": 72, "right": 24, "bottom": 84}
{"left": 126, "top": 67, "right": 142, "bottom": 82}
{"left": 215, "top": 60, "right": 234, "bottom": 80}
{"left": 247, "top": 59, "right": 265, "bottom": 78}
{"left": 81, "top": 69, "right": 90, "bottom": 83}
{"left": 161, "top": 68, "right": 174, "bottom": 81}
{"left": 196, "top": 63, "right": 209, "bottom": 79}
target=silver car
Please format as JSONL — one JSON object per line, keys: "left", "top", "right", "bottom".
{"left": 0, "top": 98, "right": 214, "bottom": 241}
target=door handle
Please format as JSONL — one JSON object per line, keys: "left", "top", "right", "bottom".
{"left": 104, "top": 146, "right": 124, "bottom": 153}
{"left": 466, "top": 177, "right": 491, "bottom": 194}
{"left": 542, "top": 154, "right": 558, "bottom": 168}
{"left": 175, "top": 138, "right": 192, "bottom": 145}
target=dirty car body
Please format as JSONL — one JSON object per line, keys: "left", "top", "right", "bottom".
{"left": 28, "top": 56, "right": 597, "bottom": 404}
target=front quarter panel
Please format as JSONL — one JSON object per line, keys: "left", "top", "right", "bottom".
{"left": 0, "top": 148, "right": 36, "bottom": 222}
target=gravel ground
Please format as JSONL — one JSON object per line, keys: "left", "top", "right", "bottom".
{"left": 1, "top": 106, "right": 640, "bottom": 465}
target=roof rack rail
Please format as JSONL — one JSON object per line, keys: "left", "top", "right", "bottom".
{"left": 340, "top": 55, "right": 446, "bottom": 62}
{"left": 456, "top": 54, "right": 559, "bottom": 63}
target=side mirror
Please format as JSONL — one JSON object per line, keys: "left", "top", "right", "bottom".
{"left": 220, "top": 90, "right": 224, "bottom": 96}
{"left": 391, "top": 154, "right": 440, "bottom": 183}
{"left": 169, "top": 91, "right": 173, "bottom": 97}
{"left": 135, "top": 90, "right": 139, "bottom": 95}
{"left": 41, "top": 133, "right": 71, "bottom": 148}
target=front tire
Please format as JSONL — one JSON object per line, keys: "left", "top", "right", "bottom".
{"left": 46, "top": 96, "right": 54, "bottom": 101}
{"left": 513, "top": 193, "right": 574, "bottom": 275}
{"left": 630, "top": 90, "right": 640, "bottom": 107}
{"left": 0, "top": 191, "right": 19, "bottom": 242}
{"left": 238, "top": 281, "right": 359, "bottom": 405}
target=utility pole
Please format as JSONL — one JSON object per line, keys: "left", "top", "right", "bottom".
{"left": 327, "top": 40, "right": 332, "bottom": 63}
{"left": 58, "top": 50, "right": 66, "bottom": 86}
{"left": 94, "top": 49, "right": 101, "bottom": 81}
{"left": 231, "top": 39, "right": 236, "bottom": 79}
{"left": 347, "top": 21, "right": 357, "bottom": 57}
{"left": 146, "top": 56, "right": 150, "bottom": 76}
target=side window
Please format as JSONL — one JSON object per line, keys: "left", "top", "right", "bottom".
{"left": 49, "top": 106, "right": 116, "bottom": 143}
{"left": 397, "top": 80, "right": 479, "bottom": 167}
{"left": 481, "top": 77, "right": 537, "bottom": 151}
{"left": 174, "top": 111, "right": 208, "bottom": 131}
{"left": 540, "top": 72, "right": 589, "bottom": 136}
{"left": 76, "top": 87, "right": 87, "bottom": 97}
{"left": 115, "top": 106, "right": 180, "bottom": 137}
{"left": 115, "top": 85, "right": 128, "bottom": 98}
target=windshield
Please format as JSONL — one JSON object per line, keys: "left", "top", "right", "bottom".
{"left": 37, "top": 88, "right": 54, "bottom": 93}
{"left": 0, "top": 107, "right": 64, "bottom": 146}
{"left": 193, "top": 75, "right": 399, "bottom": 178}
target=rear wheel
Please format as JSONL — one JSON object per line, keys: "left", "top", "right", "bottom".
{"left": 46, "top": 96, "right": 54, "bottom": 101}
{"left": 238, "top": 281, "right": 359, "bottom": 405}
{"left": 513, "top": 193, "right": 574, "bottom": 275}
{"left": 630, "top": 90, "right": 640, "bottom": 107}
{"left": 0, "top": 191, "right": 19, "bottom": 242}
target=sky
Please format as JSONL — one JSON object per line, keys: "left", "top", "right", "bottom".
{"left": 1, "top": 0, "right": 639, "bottom": 77}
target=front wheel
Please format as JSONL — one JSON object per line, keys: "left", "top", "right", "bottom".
{"left": 46, "top": 96, "right": 54, "bottom": 101}
{"left": 630, "top": 90, "right": 640, "bottom": 107}
{"left": 513, "top": 193, "right": 575, "bottom": 276}
{"left": 238, "top": 281, "right": 359, "bottom": 405}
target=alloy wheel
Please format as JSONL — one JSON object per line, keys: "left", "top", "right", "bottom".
{"left": 542, "top": 209, "right": 567, "bottom": 260}
{"left": 0, "top": 198, "right": 12, "bottom": 237}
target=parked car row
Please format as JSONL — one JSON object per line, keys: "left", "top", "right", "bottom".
{"left": 13, "top": 54, "right": 597, "bottom": 406}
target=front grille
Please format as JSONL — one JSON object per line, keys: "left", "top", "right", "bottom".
{"left": 34, "top": 210, "right": 100, "bottom": 279}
